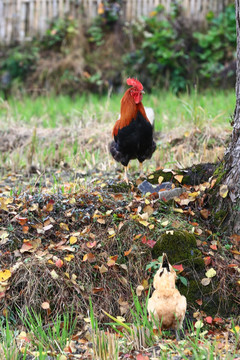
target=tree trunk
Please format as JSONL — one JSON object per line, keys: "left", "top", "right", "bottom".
{"left": 223, "top": 0, "right": 240, "bottom": 234}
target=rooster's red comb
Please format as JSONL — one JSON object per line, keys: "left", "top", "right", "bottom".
{"left": 126, "top": 78, "right": 143, "bottom": 91}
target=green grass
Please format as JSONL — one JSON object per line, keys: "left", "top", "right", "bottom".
{"left": 0, "top": 89, "right": 235, "bottom": 174}
{"left": 1, "top": 89, "right": 235, "bottom": 131}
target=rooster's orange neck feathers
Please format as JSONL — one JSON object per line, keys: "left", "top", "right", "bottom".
{"left": 113, "top": 88, "right": 150, "bottom": 137}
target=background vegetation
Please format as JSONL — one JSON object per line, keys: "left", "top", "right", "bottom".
{"left": 0, "top": 3, "right": 236, "bottom": 96}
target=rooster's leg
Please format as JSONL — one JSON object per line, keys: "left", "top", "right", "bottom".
{"left": 124, "top": 166, "right": 129, "bottom": 184}
{"left": 139, "top": 162, "right": 143, "bottom": 177}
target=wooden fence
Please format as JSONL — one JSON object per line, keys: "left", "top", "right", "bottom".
{"left": 0, "top": 0, "right": 234, "bottom": 44}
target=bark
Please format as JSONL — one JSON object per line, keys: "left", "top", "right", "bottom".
{"left": 223, "top": 0, "right": 240, "bottom": 234}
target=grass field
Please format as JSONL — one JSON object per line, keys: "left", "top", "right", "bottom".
{"left": 1, "top": 89, "right": 235, "bottom": 130}
{"left": 0, "top": 89, "right": 235, "bottom": 176}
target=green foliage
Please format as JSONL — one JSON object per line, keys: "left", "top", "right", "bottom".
{"left": 0, "top": 45, "right": 39, "bottom": 83}
{"left": 123, "top": 4, "right": 195, "bottom": 93}
{"left": 87, "top": 20, "right": 105, "bottom": 46}
{"left": 124, "top": 3, "right": 236, "bottom": 93}
{"left": 42, "top": 16, "right": 78, "bottom": 50}
{"left": 20, "top": 308, "right": 77, "bottom": 352}
{"left": 194, "top": 4, "right": 236, "bottom": 82}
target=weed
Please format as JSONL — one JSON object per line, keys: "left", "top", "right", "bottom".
{"left": 19, "top": 308, "right": 77, "bottom": 355}
{"left": 0, "top": 317, "right": 27, "bottom": 360}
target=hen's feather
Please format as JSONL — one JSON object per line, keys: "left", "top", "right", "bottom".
{"left": 148, "top": 254, "right": 187, "bottom": 331}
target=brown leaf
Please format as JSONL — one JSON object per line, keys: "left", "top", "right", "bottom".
{"left": 97, "top": 218, "right": 105, "bottom": 224}
{"left": 143, "top": 205, "right": 154, "bottom": 216}
{"left": 111, "top": 193, "right": 123, "bottom": 201}
{"left": 200, "top": 209, "right": 210, "bottom": 219}
{"left": 16, "top": 216, "right": 28, "bottom": 226}
{"left": 99, "top": 264, "right": 108, "bottom": 274}
{"left": 20, "top": 242, "right": 33, "bottom": 253}
{"left": 204, "top": 256, "right": 212, "bottom": 266}
{"left": 82, "top": 253, "right": 96, "bottom": 263}
{"left": 92, "top": 287, "right": 104, "bottom": 294}
{"left": 22, "top": 226, "right": 29, "bottom": 234}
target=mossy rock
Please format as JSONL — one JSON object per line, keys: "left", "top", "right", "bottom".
{"left": 108, "top": 182, "right": 131, "bottom": 193}
{"left": 152, "top": 230, "right": 204, "bottom": 270}
{"left": 151, "top": 230, "right": 230, "bottom": 316}
{"left": 148, "top": 163, "right": 217, "bottom": 186}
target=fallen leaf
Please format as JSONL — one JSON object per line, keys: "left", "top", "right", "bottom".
{"left": 41, "top": 302, "right": 50, "bottom": 310}
{"left": 213, "top": 317, "right": 224, "bottom": 324}
{"left": 205, "top": 268, "right": 216, "bottom": 278}
{"left": 143, "top": 205, "right": 154, "bottom": 216}
{"left": 107, "top": 258, "right": 116, "bottom": 267}
{"left": 16, "top": 216, "right": 28, "bottom": 226}
{"left": 146, "top": 239, "right": 156, "bottom": 248}
{"left": 205, "top": 316, "right": 213, "bottom": 324}
{"left": 92, "top": 287, "right": 104, "bottom": 294}
{"left": 158, "top": 176, "right": 164, "bottom": 184}
{"left": 64, "top": 254, "right": 75, "bottom": 262}
{"left": 86, "top": 241, "right": 97, "bottom": 248}
{"left": 99, "top": 264, "right": 108, "bottom": 274}
{"left": 97, "top": 218, "right": 105, "bottom": 224}
{"left": 0, "top": 270, "right": 11, "bottom": 282}
{"left": 201, "top": 278, "right": 211, "bottom": 286}
{"left": 196, "top": 299, "right": 202, "bottom": 306}
{"left": 204, "top": 256, "right": 211, "bottom": 266}
{"left": 20, "top": 242, "right": 33, "bottom": 253}
{"left": 69, "top": 236, "right": 77, "bottom": 245}
{"left": 124, "top": 248, "right": 132, "bottom": 256}
{"left": 230, "top": 325, "right": 240, "bottom": 333}
{"left": 173, "top": 208, "right": 184, "bottom": 213}
{"left": 136, "top": 354, "right": 149, "bottom": 360}
{"left": 210, "top": 178, "right": 217, "bottom": 188}
{"left": 50, "top": 270, "right": 59, "bottom": 279}
{"left": 60, "top": 223, "right": 69, "bottom": 231}
{"left": 173, "top": 264, "right": 184, "bottom": 273}
{"left": 136, "top": 285, "right": 144, "bottom": 296}
{"left": 219, "top": 184, "right": 228, "bottom": 198}
{"left": 200, "top": 209, "right": 209, "bottom": 219}
{"left": 83, "top": 253, "right": 96, "bottom": 263}
{"left": 139, "top": 220, "right": 149, "bottom": 227}
{"left": 195, "top": 320, "right": 204, "bottom": 329}
{"left": 22, "top": 226, "right": 29, "bottom": 234}
{"left": 210, "top": 244, "right": 217, "bottom": 251}
{"left": 55, "top": 259, "right": 64, "bottom": 268}
{"left": 174, "top": 175, "right": 183, "bottom": 183}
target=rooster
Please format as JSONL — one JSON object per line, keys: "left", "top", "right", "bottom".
{"left": 109, "top": 78, "right": 156, "bottom": 183}
{"left": 147, "top": 253, "right": 187, "bottom": 339}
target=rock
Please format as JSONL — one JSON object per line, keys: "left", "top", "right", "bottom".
{"left": 138, "top": 180, "right": 172, "bottom": 195}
